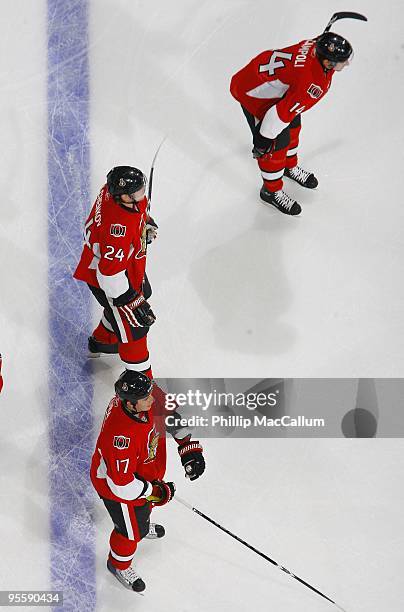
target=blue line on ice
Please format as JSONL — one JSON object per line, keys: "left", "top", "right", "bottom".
{"left": 47, "top": 1, "right": 95, "bottom": 609}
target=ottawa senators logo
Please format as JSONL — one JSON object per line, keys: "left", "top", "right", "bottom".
{"left": 110, "top": 223, "right": 126, "bottom": 237}
{"left": 113, "top": 435, "right": 130, "bottom": 449}
{"left": 144, "top": 426, "right": 159, "bottom": 463}
{"left": 307, "top": 83, "right": 323, "bottom": 99}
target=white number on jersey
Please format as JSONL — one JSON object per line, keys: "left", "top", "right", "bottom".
{"left": 105, "top": 246, "right": 125, "bottom": 261}
{"left": 116, "top": 458, "right": 129, "bottom": 473}
{"left": 259, "top": 51, "right": 293, "bottom": 76}
{"left": 289, "top": 102, "right": 306, "bottom": 114}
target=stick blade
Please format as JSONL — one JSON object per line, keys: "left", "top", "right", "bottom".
{"left": 325, "top": 11, "right": 367, "bottom": 32}
{"left": 334, "top": 11, "right": 367, "bottom": 22}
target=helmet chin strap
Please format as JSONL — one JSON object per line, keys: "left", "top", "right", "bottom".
{"left": 316, "top": 53, "right": 333, "bottom": 73}
{"left": 122, "top": 399, "right": 148, "bottom": 421}
{"left": 115, "top": 195, "right": 140, "bottom": 212}
{"left": 322, "top": 61, "right": 334, "bottom": 73}
{"left": 123, "top": 398, "right": 139, "bottom": 412}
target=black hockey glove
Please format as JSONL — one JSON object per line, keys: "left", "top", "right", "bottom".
{"left": 177, "top": 439, "right": 205, "bottom": 481}
{"left": 146, "top": 217, "right": 158, "bottom": 244}
{"left": 147, "top": 480, "right": 176, "bottom": 506}
{"left": 252, "top": 129, "right": 274, "bottom": 159}
{"left": 114, "top": 292, "right": 156, "bottom": 328}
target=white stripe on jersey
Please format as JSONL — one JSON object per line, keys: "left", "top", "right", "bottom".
{"left": 260, "top": 105, "right": 289, "bottom": 139}
{"left": 96, "top": 453, "right": 152, "bottom": 503}
{"left": 246, "top": 79, "right": 289, "bottom": 100}
{"left": 96, "top": 268, "right": 130, "bottom": 299}
{"left": 89, "top": 243, "right": 101, "bottom": 269}
{"left": 106, "top": 474, "right": 149, "bottom": 502}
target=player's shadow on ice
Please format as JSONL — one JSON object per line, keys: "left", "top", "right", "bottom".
{"left": 188, "top": 206, "right": 297, "bottom": 356}
{"left": 305, "top": 138, "right": 344, "bottom": 163}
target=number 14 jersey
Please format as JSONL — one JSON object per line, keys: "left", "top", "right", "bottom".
{"left": 230, "top": 39, "right": 333, "bottom": 139}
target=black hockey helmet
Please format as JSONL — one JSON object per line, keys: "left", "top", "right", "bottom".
{"left": 115, "top": 370, "right": 153, "bottom": 405}
{"left": 107, "top": 166, "right": 146, "bottom": 197}
{"left": 315, "top": 32, "right": 353, "bottom": 63}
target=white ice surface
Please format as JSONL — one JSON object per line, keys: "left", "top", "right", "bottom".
{"left": 93, "top": 437, "right": 404, "bottom": 612}
{"left": 90, "top": 0, "right": 404, "bottom": 378}
{"left": 0, "top": 0, "right": 49, "bottom": 594}
{"left": 1, "top": 1, "right": 404, "bottom": 611}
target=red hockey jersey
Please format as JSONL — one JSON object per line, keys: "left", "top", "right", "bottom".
{"left": 74, "top": 185, "right": 149, "bottom": 298}
{"left": 90, "top": 394, "right": 167, "bottom": 504}
{"left": 230, "top": 39, "right": 333, "bottom": 139}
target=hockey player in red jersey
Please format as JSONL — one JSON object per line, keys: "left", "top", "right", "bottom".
{"left": 0, "top": 355, "right": 3, "bottom": 393}
{"left": 230, "top": 31, "right": 354, "bottom": 215}
{"left": 91, "top": 370, "right": 205, "bottom": 592}
{"left": 74, "top": 166, "right": 158, "bottom": 374}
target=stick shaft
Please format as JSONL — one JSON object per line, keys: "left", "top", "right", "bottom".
{"left": 175, "top": 496, "right": 343, "bottom": 609}
{"left": 147, "top": 136, "right": 167, "bottom": 212}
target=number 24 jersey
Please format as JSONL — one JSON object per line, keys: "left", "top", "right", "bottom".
{"left": 74, "top": 185, "right": 149, "bottom": 299}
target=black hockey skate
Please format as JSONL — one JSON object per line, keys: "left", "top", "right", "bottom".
{"left": 88, "top": 336, "right": 118, "bottom": 358}
{"left": 284, "top": 165, "right": 318, "bottom": 189}
{"left": 107, "top": 559, "right": 146, "bottom": 592}
{"left": 260, "top": 187, "right": 301, "bottom": 216}
{"left": 145, "top": 523, "right": 165, "bottom": 539}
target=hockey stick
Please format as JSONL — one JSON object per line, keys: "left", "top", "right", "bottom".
{"left": 147, "top": 136, "right": 167, "bottom": 214}
{"left": 175, "top": 495, "right": 348, "bottom": 612}
{"left": 323, "top": 11, "right": 367, "bottom": 34}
